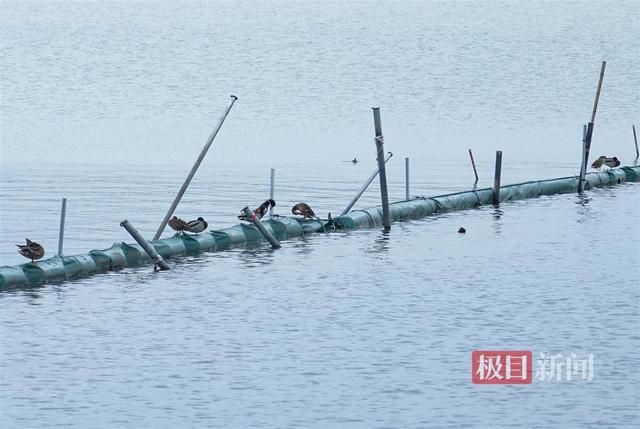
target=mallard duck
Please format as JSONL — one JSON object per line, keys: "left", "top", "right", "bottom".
{"left": 187, "top": 217, "right": 208, "bottom": 234}
{"left": 238, "top": 199, "right": 276, "bottom": 221}
{"left": 352, "top": 158, "right": 358, "bottom": 164}
{"left": 16, "top": 239, "right": 45, "bottom": 262}
{"left": 591, "top": 155, "right": 606, "bottom": 171}
{"left": 604, "top": 156, "right": 620, "bottom": 169}
{"left": 291, "top": 202, "right": 316, "bottom": 219}
{"left": 168, "top": 216, "right": 190, "bottom": 234}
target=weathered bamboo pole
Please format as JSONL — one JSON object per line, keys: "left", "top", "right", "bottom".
{"left": 583, "top": 61, "right": 606, "bottom": 175}
{"left": 241, "top": 207, "right": 281, "bottom": 249}
{"left": 578, "top": 124, "right": 588, "bottom": 193}
{"left": 57, "top": 198, "right": 67, "bottom": 256}
{"left": 468, "top": 149, "right": 479, "bottom": 184}
{"left": 633, "top": 125, "right": 639, "bottom": 158}
{"left": 405, "top": 157, "right": 410, "bottom": 200}
{"left": 340, "top": 152, "right": 393, "bottom": 216}
{"left": 492, "top": 151, "right": 503, "bottom": 205}
{"left": 372, "top": 107, "right": 390, "bottom": 230}
{"left": 154, "top": 95, "right": 238, "bottom": 240}
{"left": 121, "top": 220, "right": 170, "bottom": 271}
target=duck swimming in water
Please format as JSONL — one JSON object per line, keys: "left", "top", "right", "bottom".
{"left": 238, "top": 199, "right": 276, "bottom": 221}
{"left": 168, "top": 216, "right": 190, "bottom": 234}
{"left": 604, "top": 156, "right": 620, "bottom": 169}
{"left": 591, "top": 155, "right": 606, "bottom": 171}
{"left": 186, "top": 217, "right": 208, "bottom": 234}
{"left": 291, "top": 202, "right": 317, "bottom": 219}
{"left": 16, "top": 239, "right": 45, "bottom": 262}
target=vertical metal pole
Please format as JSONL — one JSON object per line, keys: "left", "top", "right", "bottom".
{"left": 269, "top": 168, "right": 275, "bottom": 216}
{"left": 121, "top": 220, "right": 170, "bottom": 270}
{"left": 633, "top": 125, "right": 639, "bottom": 158}
{"left": 57, "top": 198, "right": 67, "bottom": 256}
{"left": 492, "top": 151, "right": 502, "bottom": 205}
{"left": 468, "top": 149, "right": 479, "bottom": 184}
{"left": 339, "top": 152, "right": 393, "bottom": 216}
{"left": 242, "top": 207, "right": 281, "bottom": 249}
{"left": 372, "top": 107, "right": 390, "bottom": 230}
{"left": 578, "top": 124, "right": 588, "bottom": 193}
{"left": 404, "top": 157, "right": 410, "bottom": 200}
{"left": 154, "top": 95, "right": 238, "bottom": 240}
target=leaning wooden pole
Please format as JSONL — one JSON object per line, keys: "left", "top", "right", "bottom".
{"left": 468, "top": 149, "right": 479, "bottom": 184}
{"left": 154, "top": 95, "right": 237, "bottom": 240}
{"left": 582, "top": 61, "right": 606, "bottom": 178}
{"left": 633, "top": 125, "right": 639, "bottom": 158}
{"left": 372, "top": 107, "right": 391, "bottom": 230}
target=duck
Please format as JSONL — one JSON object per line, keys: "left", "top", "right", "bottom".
{"left": 16, "top": 239, "right": 45, "bottom": 263}
{"left": 591, "top": 155, "right": 606, "bottom": 171}
{"left": 291, "top": 202, "right": 317, "bottom": 219}
{"left": 604, "top": 156, "right": 620, "bottom": 169}
{"left": 238, "top": 199, "right": 276, "bottom": 221}
{"left": 186, "top": 217, "right": 208, "bottom": 234}
{"left": 168, "top": 215, "right": 190, "bottom": 234}
{"left": 352, "top": 158, "right": 358, "bottom": 164}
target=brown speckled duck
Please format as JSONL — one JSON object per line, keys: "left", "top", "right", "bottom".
{"left": 16, "top": 239, "right": 45, "bottom": 263}
{"left": 291, "top": 203, "right": 316, "bottom": 219}
{"left": 168, "top": 216, "right": 190, "bottom": 234}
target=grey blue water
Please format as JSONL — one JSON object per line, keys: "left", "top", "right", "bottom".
{"left": 1, "top": 1, "right": 639, "bottom": 427}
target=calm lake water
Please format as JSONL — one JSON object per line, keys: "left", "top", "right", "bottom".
{"left": 1, "top": 0, "right": 639, "bottom": 427}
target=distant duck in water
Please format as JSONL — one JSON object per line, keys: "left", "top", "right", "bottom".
{"left": 187, "top": 217, "right": 208, "bottom": 234}
{"left": 291, "top": 202, "right": 317, "bottom": 219}
{"left": 168, "top": 216, "right": 190, "bottom": 234}
{"left": 16, "top": 239, "right": 45, "bottom": 262}
{"left": 604, "top": 156, "right": 620, "bottom": 169}
{"left": 352, "top": 158, "right": 358, "bottom": 164}
{"left": 238, "top": 199, "right": 276, "bottom": 221}
{"left": 591, "top": 155, "right": 606, "bottom": 171}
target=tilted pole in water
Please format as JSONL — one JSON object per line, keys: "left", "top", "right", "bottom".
{"left": 339, "top": 152, "right": 393, "bottom": 216}
{"left": 578, "top": 124, "right": 588, "bottom": 193}
{"left": 121, "top": 220, "right": 170, "bottom": 271}
{"left": 57, "top": 198, "right": 67, "bottom": 256}
{"left": 633, "top": 125, "right": 639, "bottom": 158}
{"left": 468, "top": 149, "right": 479, "bottom": 184}
{"left": 269, "top": 168, "right": 275, "bottom": 217}
{"left": 405, "top": 157, "right": 410, "bottom": 200}
{"left": 372, "top": 107, "right": 391, "bottom": 230}
{"left": 493, "top": 151, "right": 503, "bottom": 205}
{"left": 583, "top": 61, "right": 606, "bottom": 177}
{"left": 153, "top": 95, "right": 238, "bottom": 240}
{"left": 241, "top": 207, "right": 281, "bottom": 249}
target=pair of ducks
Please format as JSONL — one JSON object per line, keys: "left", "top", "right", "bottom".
{"left": 168, "top": 216, "right": 208, "bottom": 235}
{"left": 236, "top": 199, "right": 317, "bottom": 220}
{"left": 591, "top": 156, "right": 620, "bottom": 171}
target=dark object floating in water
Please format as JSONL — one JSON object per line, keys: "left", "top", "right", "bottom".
{"left": 16, "top": 238, "right": 45, "bottom": 262}
{"left": 291, "top": 203, "right": 316, "bottom": 219}
{"left": 458, "top": 227, "right": 466, "bottom": 234}
{"left": 352, "top": 158, "right": 358, "bottom": 164}
{"left": 238, "top": 199, "right": 276, "bottom": 221}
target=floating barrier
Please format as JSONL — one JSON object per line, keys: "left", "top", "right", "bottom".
{"left": 0, "top": 218, "right": 327, "bottom": 289}
{"left": 1, "top": 167, "right": 638, "bottom": 289}
{"left": 334, "top": 167, "right": 639, "bottom": 229}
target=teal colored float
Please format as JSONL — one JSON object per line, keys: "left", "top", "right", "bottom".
{"left": 1, "top": 166, "right": 638, "bottom": 289}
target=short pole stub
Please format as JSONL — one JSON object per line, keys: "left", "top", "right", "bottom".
{"left": 492, "top": 150, "right": 503, "bottom": 205}
{"left": 121, "top": 220, "right": 170, "bottom": 271}
{"left": 241, "top": 206, "right": 281, "bottom": 249}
